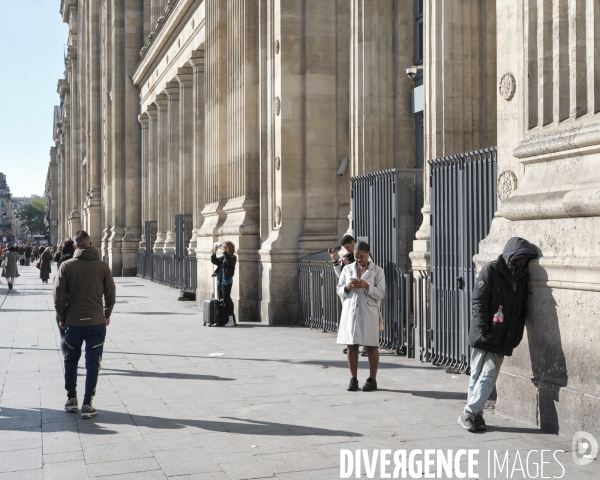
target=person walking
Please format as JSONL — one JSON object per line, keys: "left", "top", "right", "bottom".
{"left": 1, "top": 246, "right": 20, "bottom": 289}
{"left": 210, "top": 241, "right": 237, "bottom": 327}
{"left": 458, "top": 237, "right": 538, "bottom": 433}
{"left": 33, "top": 245, "right": 39, "bottom": 261}
{"left": 40, "top": 247, "right": 53, "bottom": 284}
{"left": 24, "top": 245, "right": 32, "bottom": 266}
{"left": 336, "top": 241, "right": 385, "bottom": 392}
{"left": 53, "top": 230, "right": 116, "bottom": 419}
{"left": 53, "top": 240, "right": 76, "bottom": 357}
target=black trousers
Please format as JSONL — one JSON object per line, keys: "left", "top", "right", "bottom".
{"left": 218, "top": 283, "right": 235, "bottom": 319}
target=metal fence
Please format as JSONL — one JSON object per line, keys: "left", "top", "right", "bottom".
{"left": 298, "top": 168, "right": 422, "bottom": 354}
{"left": 298, "top": 251, "right": 341, "bottom": 332}
{"left": 429, "top": 147, "right": 497, "bottom": 372}
{"left": 135, "top": 217, "right": 196, "bottom": 292}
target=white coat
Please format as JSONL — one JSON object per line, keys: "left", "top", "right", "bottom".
{"left": 336, "top": 261, "right": 386, "bottom": 346}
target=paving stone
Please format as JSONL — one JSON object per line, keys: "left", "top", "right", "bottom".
{"left": 85, "top": 457, "right": 161, "bottom": 477}
{"left": 219, "top": 458, "right": 275, "bottom": 480}
{"left": 257, "top": 450, "right": 337, "bottom": 474}
{"left": 0, "top": 468, "right": 44, "bottom": 480}
{"left": 82, "top": 440, "right": 153, "bottom": 464}
{"left": 0, "top": 448, "right": 42, "bottom": 474}
{"left": 42, "top": 450, "right": 84, "bottom": 464}
{"left": 42, "top": 460, "right": 88, "bottom": 480}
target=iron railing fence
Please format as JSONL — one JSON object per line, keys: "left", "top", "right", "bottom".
{"left": 298, "top": 251, "right": 341, "bottom": 332}
{"left": 429, "top": 147, "right": 497, "bottom": 372}
{"left": 298, "top": 254, "right": 415, "bottom": 355}
{"left": 416, "top": 271, "right": 431, "bottom": 362}
{"left": 136, "top": 252, "right": 145, "bottom": 278}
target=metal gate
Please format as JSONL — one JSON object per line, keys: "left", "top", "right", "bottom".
{"left": 174, "top": 214, "right": 193, "bottom": 289}
{"left": 429, "top": 147, "right": 497, "bottom": 371}
{"left": 351, "top": 169, "right": 423, "bottom": 354}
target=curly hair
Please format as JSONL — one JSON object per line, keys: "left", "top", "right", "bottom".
{"left": 222, "top": 240, "right": 236, "bottom": 255}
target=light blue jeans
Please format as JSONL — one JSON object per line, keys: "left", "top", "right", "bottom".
{"left": 464, "top": 347, "right": 504, "bottom": 416}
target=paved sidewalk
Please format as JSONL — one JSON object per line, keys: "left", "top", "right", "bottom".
{"left": 0, "top": 266, "right": 597, "bottom": 479}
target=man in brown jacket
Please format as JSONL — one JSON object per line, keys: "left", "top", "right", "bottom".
{"left": 53, "top": 230, "right": 116, "bottom": 419}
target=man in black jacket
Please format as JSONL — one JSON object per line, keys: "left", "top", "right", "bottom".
{"left": 459, "top": 237, "right": 538, "bottom": 433}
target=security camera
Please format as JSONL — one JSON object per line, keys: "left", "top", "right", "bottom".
{"left": 405, "top": 65, "right": 423, "bottom": 80}
{"left": 337, "top": 158, "right": 349, "bottom": 177}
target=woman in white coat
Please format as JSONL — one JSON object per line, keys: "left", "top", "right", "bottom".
{"left": 336, "top": 241, "right": 385, "bottom": 391}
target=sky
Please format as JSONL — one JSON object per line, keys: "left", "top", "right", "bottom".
{"left": 0, "top": 1, "right": 68, "bottom": 197}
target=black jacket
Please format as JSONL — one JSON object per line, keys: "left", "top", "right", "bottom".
{"left": 468, "top": 237, "right": 538, "bottom": 356}
{"left": 211, "top": 251, "right": 237, "bottom": 281}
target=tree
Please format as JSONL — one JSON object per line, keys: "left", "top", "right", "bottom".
{"left": 19, "top": 198, "right": 46, "bottom": 235}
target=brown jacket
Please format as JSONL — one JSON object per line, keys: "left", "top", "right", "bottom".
{"left": 53, "top": 247, "right": 116, "bottom": 327}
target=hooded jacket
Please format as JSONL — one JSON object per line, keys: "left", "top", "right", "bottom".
{"left": 53, "top": 247, "right": 116, "bottom": 327}
{"left": 468, "top": 237, "right": 538, "bottom": 356}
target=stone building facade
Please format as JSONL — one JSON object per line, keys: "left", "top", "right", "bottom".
{"left": 49, "top": 0, "right": 599, "bottom": 436}
{"left": 0, "top": 173, "right": 14, "bottom": 242}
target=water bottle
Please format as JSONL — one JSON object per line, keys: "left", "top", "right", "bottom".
{"left": 493, "top": 305, "right": 504, "bottom": 323}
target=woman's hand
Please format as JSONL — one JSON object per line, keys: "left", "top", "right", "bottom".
{"left": 345, "top": 280, "right": 354, "bottom": 291}
{"left": 355, "top": 278, "right": 369, "bottom": 289}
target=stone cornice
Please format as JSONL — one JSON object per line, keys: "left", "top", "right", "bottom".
{"left": 60, "top": 0, "right": 76, "bottom": 23}
{"left": 131, "top": 0, "right": 202, "bottom": 85}
{"left": 57, "top": 79, "right": 70, "bottom": 98}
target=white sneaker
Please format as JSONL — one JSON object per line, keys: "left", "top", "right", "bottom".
{"left": 224, "top": 317, "right": 235, "bottom": 327}
{"left": 64, "top": 398, "right": 78, "bottom": 412}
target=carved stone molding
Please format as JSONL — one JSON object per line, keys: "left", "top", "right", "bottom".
{"left": 274, "top": 206, "right": 282, "bottom": 226}
{"left": 274, "top": 97, "right": 281, "bottom": 116}
{"left": 274, "top": 157, "right": 280, "bottom": 171}
{"left": 499, "top": 73, "right": 516, "bottom": 101}
{"left": 274, "top": 40, "right": 280, "bottom": 54}
{"left": 498, "top": 170, "right": 518, "bottom": 201}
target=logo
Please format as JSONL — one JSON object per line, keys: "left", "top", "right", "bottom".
{"left": 572, "top": 431, "right": 598, "bottom": 466}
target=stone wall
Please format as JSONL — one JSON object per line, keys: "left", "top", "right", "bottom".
{"left": 476, "top": 0, "right": 600, "bottom": 438}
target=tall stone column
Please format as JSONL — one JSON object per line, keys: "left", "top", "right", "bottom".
{"left": 163, "top": 81, "right": 180, "bottom": 253}
{"left": 154, "top": 93, "right": 169, "bottom": 251}
{"left": 138, "top": 111, "right": 150, "bottom": 250}
{"left": 176, "top": 67, "right": 194, "bottom": 217}
{"left": 86, "top": 0, "right": 103, "bottom": 247}
{"left": 189, "top": 51, "right": 205, "bottom": 255}
{"left": 409, "top": 0, "right": 497, "bottom": 274}
{"left": 258, "top": 1, "right": 350, "bottom": 323}
{"left": 197, "top": 0, "right": 228, "bottom": 304}
{"left": 147, "top": 104, "right": 159, "bottom": 225}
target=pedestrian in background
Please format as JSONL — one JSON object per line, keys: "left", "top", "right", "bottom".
{"left": 40, "top": 247, "right": 53, "bottom": 284}
{"left": 1, "top": 246, "right": 19, "bottom": 290}
{"left": 210, "top": 241, "right": 237, "bottom": 327}
{"left": 54, "top": 230, "right": 116, "bottom": 419}
{"left": 336, "top": 241, "right": 385, "bottom": 392}
{"left": 458, "top": 237, "right": 538, "bottom": 433}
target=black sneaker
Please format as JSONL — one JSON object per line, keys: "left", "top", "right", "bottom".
{"left": 361, "top": 347, "right": 368, "bottom": 357}
{"left": 458, "top": 414, "right": 477, "bottom": 433}
{"left": 362, "top": 378, "right": 377, "bottom": 392}
{"left": 347, "top": 378, "right": 359, "bottom": 391}
{"left": 475, "top": 414, "right": 487, "bottom": 431}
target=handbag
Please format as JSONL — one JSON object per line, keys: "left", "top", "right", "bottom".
{"left": 36, "top": 261, "right": 41, "bottom": 270}
{"left": 1, "top": 257, "right": 7, "bottom": 269}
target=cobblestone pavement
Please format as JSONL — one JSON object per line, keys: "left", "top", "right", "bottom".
{"left": 0, "top": 266, "right": 597, "bottom": 479}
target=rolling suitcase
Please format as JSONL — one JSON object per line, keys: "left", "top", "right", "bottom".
{"left": 203, "top": 276, "right": 221, "bottom": 326}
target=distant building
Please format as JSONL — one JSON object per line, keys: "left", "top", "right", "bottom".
{"left": 0, "top": 173, "right": 14, "bottom": 242}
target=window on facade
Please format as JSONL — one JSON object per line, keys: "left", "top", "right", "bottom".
{"left": 414, "top": 0, "right": 424, "bottom": 66}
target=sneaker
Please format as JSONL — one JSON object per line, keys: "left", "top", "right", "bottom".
{"left": 458, "top": 414, "right": 477, "bottom": 433}
{"left": 81, "top": 404, "right": 97, "bottom": 419}
{"left": 475, "top": 413, "right": 487, "bottom": 431}
{"left": 361, "top": 347, "right": 368, "bottom": 357}
{"left": 362, "top": 378, "right": 377, "bottom": 392}
{"left": 224, "top": 318, "right": 235, "bottom": 327}
{"left": 347, "top": 377, "right": 359, "bottom": 391}
{"left": 64, "top": 398, "right": 78, "bottom": 412}
{"left": 342, "top": 348, "right": 348, "bottom": 354}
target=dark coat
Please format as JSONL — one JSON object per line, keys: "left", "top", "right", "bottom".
{"left": 1, "top": 251, "right": 20, "bottom": 278}
{"left": 468, "top": 237, "right": 538, "bottom": 356}
{"left": 40, "top": 250, "right": 53, "bottom": 281}
{"left": 210, "top": 251, "right": 237, "bottom": 282}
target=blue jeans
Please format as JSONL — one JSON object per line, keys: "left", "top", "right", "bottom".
{"left": 64, "top": 324, "right": 106, "bottom": 406}
{"left": 55, "top": 315, "right": 66, "bottom": 357}
{"left": 464, "top": 347, "right": 504, "bottom": 416}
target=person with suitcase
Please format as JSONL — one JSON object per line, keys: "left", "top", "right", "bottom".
{"left": 209, "top": 241, "right": 237, "bottom": 327}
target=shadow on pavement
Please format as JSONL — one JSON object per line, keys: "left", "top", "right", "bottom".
{"left": 378, "top": 389, "right": 467, "bottom": 400}
{"left": 101, "top": 368, "right": 235, "bottom": 381}
{"left": 486, "top": 425, "right": 547, "bottom": 435}
{"left": 0, "top": 406, "right": 363, "bottom": 438}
